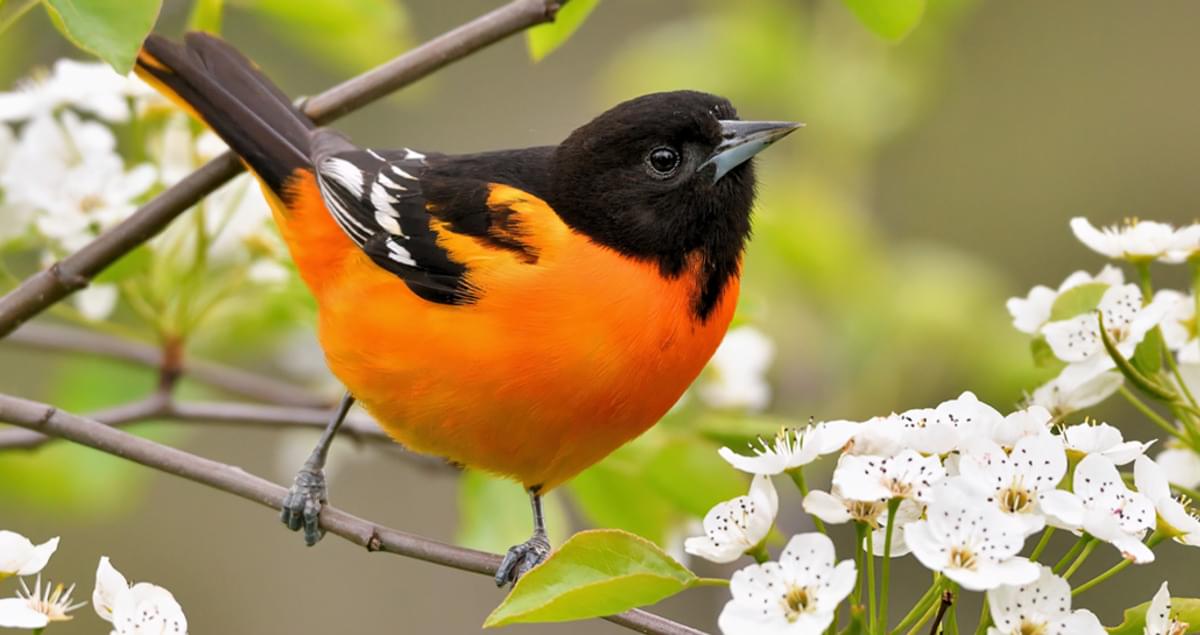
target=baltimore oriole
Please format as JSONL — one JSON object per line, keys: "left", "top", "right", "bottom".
{"left": 134, "top": 33, "right": 799, "bottom": 584}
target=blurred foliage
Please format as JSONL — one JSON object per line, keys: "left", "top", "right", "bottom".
{"left": 226, "top": 0, "right": 411, "bottom": 73}
{"left": 526, "top": 0, "right": 599, "bottom": 62}
{"left": 0, "top": 357, "right": 158, "bottom": 513}
{"left": 840, "top": 0, "right": 926, "bottom": 41}
{"left": 456, "top": 470, "right": 568, "bottom": 554}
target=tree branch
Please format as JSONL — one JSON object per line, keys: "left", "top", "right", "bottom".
{"left": 6, "top": 322, "right": 327, "bottom": 407}
{"left": 0, "top": 0, "right": 566, "bottom": 339}
{"left": 0, "top": 392, "right": 706, "bottom": 635}
{"left": 0, "top": 394, "right": 388, "bottom": 449}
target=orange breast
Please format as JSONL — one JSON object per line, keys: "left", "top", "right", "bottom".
{"left": 270, "top": 173, "right": 738, "bottom": 490}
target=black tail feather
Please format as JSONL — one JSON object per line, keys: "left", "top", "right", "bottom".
{"left": 137, "top": 33, "right": 313, "bottom": 193}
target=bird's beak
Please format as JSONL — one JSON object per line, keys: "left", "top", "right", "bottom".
{"left": 702, "top": 120, "right": 803, "bottom": 183}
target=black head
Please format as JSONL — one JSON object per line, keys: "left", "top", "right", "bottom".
{"left": 549, "top": 90, "right": 800, "bottom": 319}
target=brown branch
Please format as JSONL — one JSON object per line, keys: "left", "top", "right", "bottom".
{"left": 5, "top": 322, "right": 327, "bottom": 407}
{"left": 0, "top": 0, "right": 566, "bottom": 339}
{"left": 0, "top": 394, "right": 378, "bottom": 447}
{"left": 0, "top": 392, "right": 706, "bottom": 635}
{"left": 929, "top": 590, "right": 954, "bottom": 635}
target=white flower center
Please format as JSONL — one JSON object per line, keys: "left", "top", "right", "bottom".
{"left": 948, "top": 547, "right": 977, "bottom": 571}
{"left": 846, "top": 500, "right": 886, "bottom": 528}
{"left": 781, "top": 584, "right": 814, "bottom": 622}
{"left": 998, "top": 477, "right": 1035, "bottom": 514}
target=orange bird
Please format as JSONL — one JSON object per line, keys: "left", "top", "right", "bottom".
{"left": 135, "top": 33, "right": 799, "bottom": 584}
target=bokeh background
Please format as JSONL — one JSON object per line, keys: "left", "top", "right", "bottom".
{"left": 3, "top": 0, "right": 1200, "bottom": 632}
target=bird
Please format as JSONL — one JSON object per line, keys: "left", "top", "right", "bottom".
{"left": 135, "top": 32, "right": 800, "bottom": 585}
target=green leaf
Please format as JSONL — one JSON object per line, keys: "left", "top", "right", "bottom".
{"left": 1049, "top": 282, "right": 1110, "bottom": 322}
{"left": 643, "top": 437, "right": 746, "bottom": 518}
{"left": 187, "top": 0, "right": 224, "bottom": 33}
{"left": 43, "top": 0, "right": 162, "bottom": 73}
{"left": 526, "top": 0, "right": 598, "bottom": 62}
{"left": 456, "top": 470, "right": 567, "bottom": 554}
{"left": 93, "top": 244, "right": 152, "bottom": 284}
{"left": 484, "top": 529, "right": 696, "bottom": 627}
{"left": 840, "top": 0, "right": 925, "bottom": 42}
{"left": 1132, "top": 326, "right": 1164, "bottom": 378}
{"left": 231, "top": 0, "right": 409, "bottom": 73}
{"left": 1106, "top": 597, "right": 1200, "bottom": 635}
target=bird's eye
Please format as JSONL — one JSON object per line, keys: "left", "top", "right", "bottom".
{"left": 646, "top": 147, "right": 680, "bottom": 176}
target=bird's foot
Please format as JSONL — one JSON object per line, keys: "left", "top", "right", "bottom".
{"left": 495, "top": 530, "right": 550, "bottom": 587}
{"left": 280, "top": 467, "right": 327, "bottom": 546}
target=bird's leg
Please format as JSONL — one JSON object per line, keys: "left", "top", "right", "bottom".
{"left": 281, "top": 391, "right": 355, "bottom": 546}
{"left": 495, "top": 488, "right": 551, "bottom": 587}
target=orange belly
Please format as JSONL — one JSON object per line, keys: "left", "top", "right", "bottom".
{"left": 271, "top": 172, "right": 738, "bottom": 490}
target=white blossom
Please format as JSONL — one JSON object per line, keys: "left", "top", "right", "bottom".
{"left": 93, "top": 557, "right": 187, "bottom": 635}
{"left": 985, "top": 565, "right": 1104, "bottom": 635}
{"left": 801, "top": 488, "right": 920, "bottom": 555}
{"left": 1028, "top": 371, "right": 1123, "bottom": 418}
{"left": 958, "top": 435, "right": 1067, "bottom": 536}
{"left": 0, "top": 59, "right": 138, "bottom": 123}
{"left": 1155, "top": 447, "right": 1200, "bottom": 490}
{"left": 1069, "top": 217, "right": 1186, "bottom": 263}
{"left": 1043, "top": 284, "right": 1176, "bottom": 389}
{"left": 1039, "top": 454, "right": 1156, "bottom": 563}
{"left": 1144, "top": 582, "right": 1188, "bottom": 635}
{"left": 1168, "top": 223, "right": 1200, "bottom": 264}
{"left": 718, "top": 533, "right": 856, "bottom": 635}
{"left": 1135, "top": 456, "right": 1200, "bottom": 546}
{"left": 0, "top": 575, "right": 84, "bottom": 629}
{"left": 684, "top": 475, "right": 778, "bottom": 564}
{"left": 1060, "top": 421, "right": 1152, "bottom": 465}
{"left": 719, "top": 427, "right": 821, "bottom": 475}
{"left": 699, "top": 326, "right": 775, "bottom": 412}
{"left": 1006, "top": 265, "right": 1124, "bottom": 334}
{"left": 986, "top": 405, "right": 1056, "bottom": 450}
{"left": 0, "top": 531, "right": 59, "bottom": 579}
{"left": 904, "top": 478, "right": 1039, "bottom": 590}
{"left": 3, "top": 112, "right": 155, "bottom": 252}
{"left": 832, "top": 449, "right": 945, "bottom": 504}
{"left": 1157, "top": 290, "right": 1200, "bottom": 362}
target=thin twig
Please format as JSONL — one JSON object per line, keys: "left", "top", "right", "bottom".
{"left": 929, "top": 590, "right": 953, "bottom": 635}
{"left": 0, "top": 395, "right": 381, "bottom": 448}
{"left": 6, "top": 322, "right": 326, "bottom": 407}
{"left": 0, "top": 392, "right": 705, "bottom": 635}
{"left": 0, "top": 0, "right": 567, "bottom": 338}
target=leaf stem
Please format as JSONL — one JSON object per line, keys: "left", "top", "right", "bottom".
{"left": 1029, "top": 526, "right": 1054, "bottom": 562}
{"left": 973, "top": 596, "right": 990, "bottom": 635}
{"left": 879, "top": 498, "right": 900, "bottom": 634}
{"left": 866, "top": 525, "right": 877, "bottom": 634}
{"left": 890, "top": 577, "right": 943, "bottom": 635}
{"left": 1119, "top": 387, "right": 1188, "bottom": 445}
{"left": 693, "top": 577, "right": 730, "bottom": 587}
{"left": 1071, "top": 531, "right": 1164, "bottom": 596}
{"left": 747, "top": 541, "right": 771, "bottom": 564}
{"left": 789, "top": 467, "right": 827, "bottom": 534}
{"left": 1061, "top": 538, "right": 1097, "bottom": 580}
{"left": 1052, "top": 535, "right": 1089, "bottom": 574}
{"left": 854, "top": 522, "right": 866, "bottom": 606}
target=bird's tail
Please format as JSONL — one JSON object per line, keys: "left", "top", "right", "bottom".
{"left": 135, "top": 33, "right": 313, "bottom": 195}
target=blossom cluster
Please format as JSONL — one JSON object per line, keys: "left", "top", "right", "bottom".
{"left": 0, "top": 59, "right": 288, "bottom": 325}
{"left": 0, "top": 530, "right": 186, "bottom": 633}
{"left": 677, "top": 216, "right": 1200, "bottom": 634}
{"left": 688, "top": 392, "right": 1191, "bottom": 633}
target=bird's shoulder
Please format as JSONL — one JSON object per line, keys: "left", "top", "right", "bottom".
{"left": 308, "top": 130, "right": 566, "bottom": 305}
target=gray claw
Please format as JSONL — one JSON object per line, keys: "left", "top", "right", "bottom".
{"left": 495, "top": 531, "right": 550, "bottom": 587}
{"left": 281, "top": 468, "right": 327, "bottom": 546}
